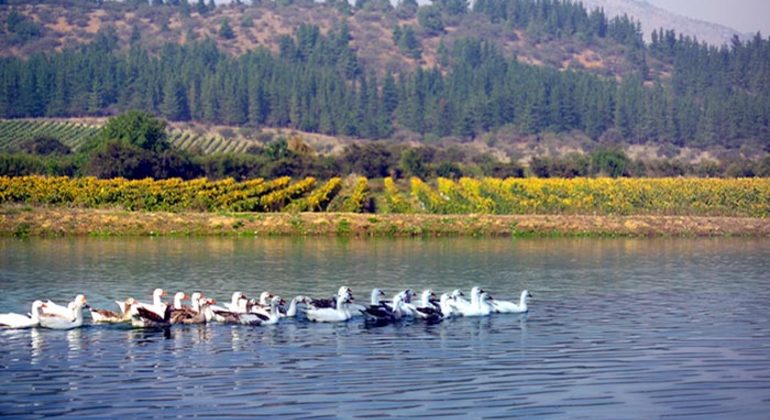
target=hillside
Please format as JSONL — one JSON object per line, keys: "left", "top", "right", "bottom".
{"left": 581, "top": 0, "right": 745, "bottom": 46}
{"left": 1, "top": 0, "right": 768, "bottom": 163}
{"left": 0, "top": 0, "right": 649, "bottom": 78}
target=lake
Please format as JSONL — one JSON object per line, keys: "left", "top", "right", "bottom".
{"left": 1, "top": 237, "right": 770, "bottom": 418}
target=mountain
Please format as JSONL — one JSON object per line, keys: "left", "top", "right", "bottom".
{"left": 580, "top": 0, "right": 745, "bottom": 45}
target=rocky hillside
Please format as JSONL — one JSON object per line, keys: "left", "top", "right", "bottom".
{"left": 581, "top": 0, "right": 745, "bottom": 46}
{"left": 0, "top": 0, "right": 651, "bottom": 79}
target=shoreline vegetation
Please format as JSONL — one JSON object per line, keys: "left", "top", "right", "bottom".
{"left": 2, "top": 208, "right": 768, "bottom": 239}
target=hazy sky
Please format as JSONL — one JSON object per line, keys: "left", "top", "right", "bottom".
{"left": 645, "top": 0, "right": 770, "bottom": 35}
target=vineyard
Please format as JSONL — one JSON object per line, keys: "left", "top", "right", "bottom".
{"left": 1, "top": 176, "right": 769, "bottom": 217}
{"left": 0, "top": 120, "right": 253, "bottom": 154}
{"left": 0, "top": 120, "right": 101, "bottom": 151}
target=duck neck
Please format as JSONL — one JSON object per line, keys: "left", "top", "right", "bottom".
{"left": 192, "top": 299, "right": 201, "bottom": 313}
{"left": 518, "top": 293, "right": 528, "bottom": 311}
{"left": 371, "top": 292, "right": 380, "bottom": 306}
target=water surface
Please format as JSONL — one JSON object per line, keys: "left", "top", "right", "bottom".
{"left": 1, "top": 237, "right": 769, "bottom": 418}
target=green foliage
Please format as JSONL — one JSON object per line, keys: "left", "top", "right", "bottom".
{"left": 219, "top": 18, "right": 235, "bottom": 40}
{"left": 5, "top": 10, "right": 42, "bottom": 45}
{"left": 18, "top": 136, "right": 71, "bottom": 156}
{"left": 590, "top": 148, "right": 630, "bottom": 178}
{"left": 418, "top": 5, "right": 444, "bottom": 34}
{"left": 97, "top": 111, "right": 170, "bottom": 153}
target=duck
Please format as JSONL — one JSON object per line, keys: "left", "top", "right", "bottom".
{"left": 90, "top": 297, "right": 136, "bottom": 324}
{"left": 306, "top": 294, "right": 355, "bottom": 323}
{"left": 40, "top": 298, "right": 89, "bottom": 330}
{"left": 259, "top": 296, "right": 284, "bottom": 325}
{"left": 42, "top": 294, "right": 87, "bottom": 320}
{"left": 491, "top": 290, "right": 532, "bottom": 314}
{"left": 0, "top": 300, "right": 46, "bottom": 329}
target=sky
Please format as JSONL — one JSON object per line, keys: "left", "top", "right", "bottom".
{"left": 644, "top": 0, "right": 770, "bottom": 35}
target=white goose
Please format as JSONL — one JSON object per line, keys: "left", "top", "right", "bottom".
{"left": 43, "top": 294, "right": 87, "bottom": 320}
{"left": 451, "top": 289, "right": 472, "bottom": 313}
{"left": 461, "top": 292, "right": 495, "bottom": 317}
{"left": 40, "top": 298, "right": 89, "bottom": 330}
{"left": 439, "top": 293, "right": 461, "bottom": 318}
{"left": 306, "top": 294, "right": 355, "bottom": 323}
{"left": 491, "top": 290, "right": 532, "bottom": 314}
{"left": 0, "top": 300, "right": 46, "bottom": 329}
{"left": 172, "top": 292, "right": 188, "bottom": 310}
{"left": 283, "top": 295, "right": 310, "bottom": 318}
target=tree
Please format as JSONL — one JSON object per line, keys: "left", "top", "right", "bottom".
{"left": 97, "top": 110, "right": 170, "bottom": 153}
{"left": 219, "top": 19, "right": 235, "bottom": 40}
{"left": 418, "top": 5, "right": 444, "bottom": 35}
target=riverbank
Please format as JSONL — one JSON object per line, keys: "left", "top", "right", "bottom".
{"left": 2, "top": 206, "right": 768, "bottom": 237}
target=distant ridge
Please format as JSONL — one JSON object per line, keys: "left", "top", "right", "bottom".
{"left": 580, "top": 0, "right": 746, "bottom": 45}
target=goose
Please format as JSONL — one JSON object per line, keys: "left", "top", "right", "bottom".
{"left": 439, "top": 293, "right": 461, "bottom": 318}
{"left": 460, "top": 292, "right": 495, "bottom": 317}
{"left": 282, "top": 295, "right": 311, "bottom": 318}
{"left": 171, "top": 292, "right": 203, "bottom": 320}
{"left": 222, "top": 292, "right": 248, "bottom": 313}
{"left": 42, "top": 294, "right": 87, "bottom": 320}
{"left": 214, "top": 296, "right": 284, "bottom": 326}
{"left": 132, "top": 288, "right": 167, "bottom": 317}
{"left": 246, "top": 291, "right": 275, "bottom": 315}
{"left": 171, "top": 295, "right": 214, "bottom": 325}
{"left": 131, "top": 303, "right": 173, "bottom": 328}
{"left": 130, "top": 289, "right": 169, "bottom": 328}
{"left": 306, "top": 294, "right": 355, "bottom": 323}
{"left": 90, "top": 298, "right": 136, "bottom": 323}
{"left": 491, "top": 290, "right": 532, "bottom": 314}
{"left": 172, "top": 292, "right": 188, "bottom": 310}
{"left": 306, "top": 287, "right": 352, "bottom": 310}
{"left": 413, "top": 289, "right": 443, "bottom": 322}
{"left": 361, "top": 289, "right": 397, "bottom": 323}
{"left": 40, "top": 298, "right": 89, "bottom": 330}
{"left": 396, "top": 289, "right": 419, "bottom": 318}
{"left": 0, "top": 300, "right": 46, "bottom": 329}
{"left": 451, "top": 289, "right": 472, "bottom": 313}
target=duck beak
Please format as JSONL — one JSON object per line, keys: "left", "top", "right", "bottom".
{"left": 528, "top": 292, "right": 533, "bottom": 298}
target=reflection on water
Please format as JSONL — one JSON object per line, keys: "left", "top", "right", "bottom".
{"left": 1, "top": 237, "right": 770, "bottom": 418}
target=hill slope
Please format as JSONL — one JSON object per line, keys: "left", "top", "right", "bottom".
{"left": 581, "top": 0, "right": 745, "bottom": 45}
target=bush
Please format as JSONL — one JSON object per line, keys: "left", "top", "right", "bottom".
{"left": 18, "top": 136, "right": 71, "bottom": 156}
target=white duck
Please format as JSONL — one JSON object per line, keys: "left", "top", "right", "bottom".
{"left": 40, "top": 298, "right": 89, "bottom": 330}
{"left": 0, "top": 300, "right": 46, "bottom": 329}
{"left": 491, "top": 290, "right": 532, "bottom": 314}
{"left": 43, "top": 294, "right": 87, "bottom": 320}
{"left": 306, "top": 294, "right": 355, "bottom": 323}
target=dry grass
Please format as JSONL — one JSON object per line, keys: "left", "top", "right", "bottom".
{"left": 2, "top": 206, "right": 768, "bottom": 238}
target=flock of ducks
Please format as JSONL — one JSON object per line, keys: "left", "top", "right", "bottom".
{"left": 0, "top": 286, "right": 532, "bottom": 330}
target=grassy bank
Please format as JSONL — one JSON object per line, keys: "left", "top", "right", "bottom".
{"left": 2, "top": 207, "right": 769, "bottom": 238}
